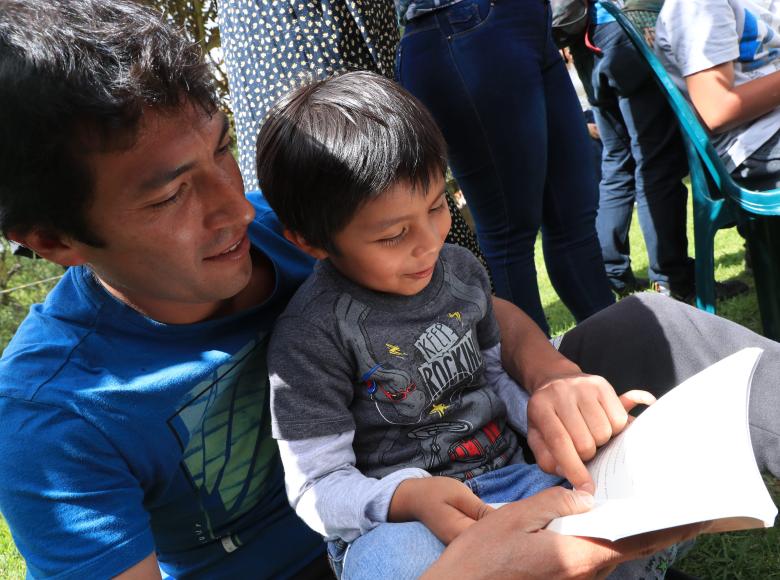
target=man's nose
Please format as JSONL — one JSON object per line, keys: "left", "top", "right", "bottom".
{"left": 203, "top": 170, "right": 254, "bottom": 231}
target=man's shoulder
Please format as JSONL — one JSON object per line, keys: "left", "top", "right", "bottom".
{"left": 0, "top": 268, "right": 97, "bottom": 400}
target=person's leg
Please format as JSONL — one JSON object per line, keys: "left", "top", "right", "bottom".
{"left": 591, "top": 23, "right": 693, "bottom": 293}
{"left": 559, "top": 292, "right": 780, "bottom": 477}
{"left": 332, "top": 522, "right": 444, "bottom": 580}
{"left": 587, "top": 25, "right": 639, "bottom": 292}
{"left": 466, "top": 462, "right": 565, "bottom": 503}
{"left": 539, "top": 22, "right": 616, "bottom": 321}
{"left": 219, "top": 0, "right": 397, "bottom": 191}
{"left": 590, "top": 87, "right": 638, "bottom": 291}
{"left": 398, "top": 0, "right": 549, "bottom": 331}
{"left": 398, "top": 0, "right": 613, "bottom": 332}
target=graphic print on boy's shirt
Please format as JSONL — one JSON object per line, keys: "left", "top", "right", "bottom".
{"left": 270, "top": 244, "right": 521, "bottom": 480}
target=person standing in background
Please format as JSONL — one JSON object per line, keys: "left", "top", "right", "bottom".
{"left": 218, "top": 0, "right": 490, "bottom": 276}
{"left": 395, "top": 0, "right": 615, "bottom": 334}
{"left": 567, "top": 0, "right": 695, "bottom": 299}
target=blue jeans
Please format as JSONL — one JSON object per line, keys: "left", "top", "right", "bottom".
{"left": 329, "top": 463, "right": 562, "bottom": 580}
{"left": 329, "top": 461, "right": 681, "bottom": 579}
{"left": 585, "top": 22, "right": 693, "bottom": 292}
{"left": 397, "top": 0, "right": 614, "bottom": 334}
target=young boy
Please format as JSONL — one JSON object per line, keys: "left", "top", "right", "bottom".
{"left": 259, "top": 71, "right": 677, "bottom": 578}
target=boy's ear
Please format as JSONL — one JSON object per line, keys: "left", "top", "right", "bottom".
{"left": 283, "top": 229, "right": 329, "bottom": 260}
{"left": 7, "top": 228, "right": 89, "bottom": 267}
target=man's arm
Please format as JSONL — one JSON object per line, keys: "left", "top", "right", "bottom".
{"left": 423, "top": 487, "right": 706, "bottom": 580}
{"left": 686, "top": 62, "right": 780, "bottom": 133}
{"left": 492, "top": 297, "right": 581, "bottom": 390}
{"left": 491, "top": 298, "right": 654, "bottom": 493}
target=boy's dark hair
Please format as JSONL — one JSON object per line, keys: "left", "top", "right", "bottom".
{"left": 0, "top": 0, "right": 218, "bottom": 246}
{"left": 256, "top": 71, "right": 447, "bottom": 253}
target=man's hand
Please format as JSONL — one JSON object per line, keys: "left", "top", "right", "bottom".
{"left": 527, "top": 374, "right": 656, "bottom": 493}
{"left": 388, "top": 476, "right": 491, "bottom": 544}
{"left": 489, "top": 298, "right": 656, "bottom": 491}
{"left": 423, "top": 487, "right": 706, "bottom": 580}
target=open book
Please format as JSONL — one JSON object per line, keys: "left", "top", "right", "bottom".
{"left": 546, "top": 347, "right": 777, "bottom": 541}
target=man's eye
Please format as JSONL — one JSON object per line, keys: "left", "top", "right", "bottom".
{"left": 217, "top": 136, "right": 234, "bottom": 155}
{"left": 150, "top": 188, "right": 184, "bottom": 209}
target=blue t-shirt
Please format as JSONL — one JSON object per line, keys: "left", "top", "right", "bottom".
{"left": 0, "top": 193, "right": 322, "bottom": 579}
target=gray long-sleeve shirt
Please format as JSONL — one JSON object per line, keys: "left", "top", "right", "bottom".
{"left": 268, "top": 244, "right": 526, "bottom": 540}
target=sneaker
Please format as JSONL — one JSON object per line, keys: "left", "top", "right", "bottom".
{"left": 652, "top": 279, "right": 748, "bottom": 303}
{"left": 609, "top": 276, "right": 649, "bottom": 298}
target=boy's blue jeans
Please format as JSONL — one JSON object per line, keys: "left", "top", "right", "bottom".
{"left": 327, "top": 462, "right": 561, "bottom": 580}
{"left": 328, "top": 461, "right": 683, "bottom": 580}
{"left": 397, "top": 0, "right": 614, "bottom": 335}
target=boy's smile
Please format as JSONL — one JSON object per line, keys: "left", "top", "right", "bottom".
{"left": 316, "top": 174, "right": 451, "bottom": 296}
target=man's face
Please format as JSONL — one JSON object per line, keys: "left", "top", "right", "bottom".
{"left": 326, "top": 175, "right": 451, "bottom": 296}
{"left": 73, "top": 103, "right": 259, "bottom": 323}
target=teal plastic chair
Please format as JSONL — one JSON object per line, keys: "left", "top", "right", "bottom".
{"left": 599, "top": 1, "right": 780, "bottom": 340}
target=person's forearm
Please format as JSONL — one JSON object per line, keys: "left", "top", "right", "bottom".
{"left": 687, "top": 63, "right": 780, "bottom": 133}
{"left": 492, "top": 297, "right": 581, "bottom": 393}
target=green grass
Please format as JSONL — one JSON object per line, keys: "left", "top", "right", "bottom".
{"left": 537, "top": 201, "right": 759, "bottom": 338}
{"left": 0, "top": 243, "right": 62, "bottom": 579}
{"left": 0, "top": 517, "right": 23, "bottom": 580}
{"left": 0, "top": 198, "right": 777, "bottom": 577}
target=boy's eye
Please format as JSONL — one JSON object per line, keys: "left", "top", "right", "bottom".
{"left": 378, "top": 227, "right": 408, "bottom": 247}
{"left": 430, "top": 195, "right": 447, "bottom": 213}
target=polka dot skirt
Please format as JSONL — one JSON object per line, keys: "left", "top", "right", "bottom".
{"left": 218, "top": 0, "right": 490, "bottom": 283}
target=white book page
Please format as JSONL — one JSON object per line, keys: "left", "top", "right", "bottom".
{"left": 546, "top": 348, "right": 776, "bottom": 540}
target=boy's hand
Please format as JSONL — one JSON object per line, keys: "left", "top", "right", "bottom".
{"left": 526, "top": 373, "right": 656, "bottom": 493}
{"left": 388, "top": 476, "right": 492, "bottom": 544}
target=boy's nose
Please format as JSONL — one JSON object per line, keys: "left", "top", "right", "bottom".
{"left": 412, "top": 223, "right": 441, "bottom": 258}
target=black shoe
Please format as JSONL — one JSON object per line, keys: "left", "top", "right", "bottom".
{"left": 652, "top": 279, "right": 748, "bottom": 303}
{"left": 609, "top": 276, "right": 649, "bottom": 298}
{"left": 715, "top": 279, "right": 749, "bottom": 299}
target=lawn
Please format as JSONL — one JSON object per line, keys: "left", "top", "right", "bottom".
{"left": 0, "top": 198, "right": 777, "bottom": 578}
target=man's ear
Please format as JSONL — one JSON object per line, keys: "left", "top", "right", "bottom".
{"left": 7, "top": 229, "right": 88, "bottom": 267}
{"left": 283, "top": 229, "right": 329, "bottom": 260}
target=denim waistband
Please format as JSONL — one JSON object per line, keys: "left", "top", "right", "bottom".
{"left": 404, "top": 0, "right": 496, "bottom": 36}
